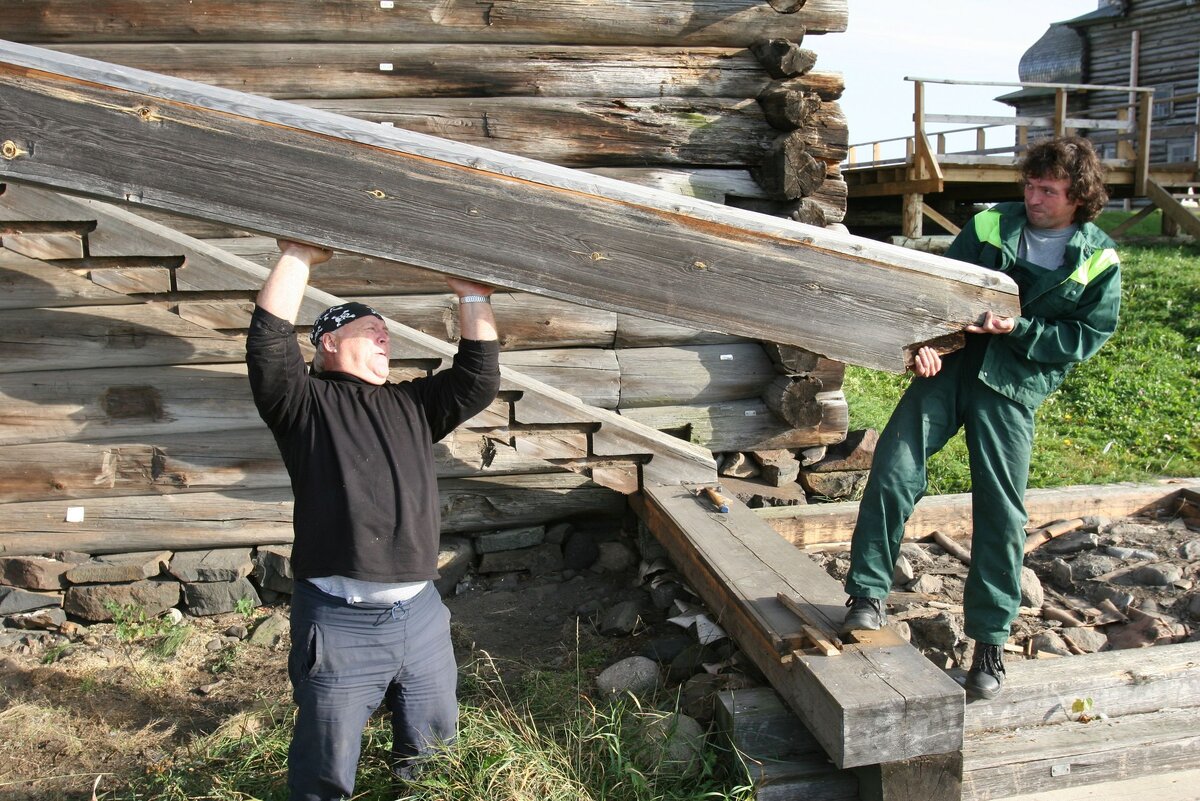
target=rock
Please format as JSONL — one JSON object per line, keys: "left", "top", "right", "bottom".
{"left": 909, "top": 574, "right": 944, "bottom": 596}
{"left": 1049, "top": 557, "right": 1073, "bottom": 589}
{"left": 168, "top": 549, "right": 254, "bottom": 583}
{"left": 64, "top": 551, "right": 171, "bottom": 584}
{"left": 1079, "top": 515, "right": 1110, "bottom": 532}
{"left": 1031, "top": 630, "right": 1072, "bottom": 656}
{"left": 719, "top": 452, "right": 760, "bottom": 479}
{"left": 798, "top": 469, "right": 868, "bottom": 500}
{"left": 900, "top": 542, "right": 933, "bottom": 565}
{"left": 5, "top": 606, "right": 67, "bottom": 630}
{"left": 434, "top": 537, "right": 475, "bottom": 598}
{"left": 575, "top": 598, "right": 605, "bottom": 619}
{"left": 1130, "top": 563, "right": 1184, "bottom": 586}
{"left": 907, "top": 611, "right": 964, "bottom": 651}
{"left": 1044, "top": 530, "right": 1098, "bottom": 555}
{"left": 1062, "top": 627, "right": 1108, "bottom": 653}
{"left": 893, "top": 620, "right": 912, "bottom": 642}
{"left": 253, "top": 545, "right": 294, "bottom": 594}
{"left": 50, "top": 551, "right": 91, "bottom": 564}
{"left": 477, "top": 544, "right": 563, "bottom": 576}
{"left": 807, "top": 429, "right": 878, "bottom": 472}
{"left": 1105, "top": 608, "right": 1188, "bottom": 650}
{"left": 0, "top": 586, "right": 64, "bottom": 616}
{"left": 0, "top": 556, "right": 72, "bottom": 590}
{"left": 1090, "top": 585, "right": 1135, "bottom": 610}
{"left": 632, "top": 712, "right": 706, "bottom": 778}
{"left": 182, "top": 578, "right": 261, "bottom": 616}
{"left": 1179, "top": 540, "right": 1200, "bottom": 561}
{"left": 64, "top": 579, "right": 181, "bottom": 622}
{"left": 562, "top": 530, "right": 600, "bottom": 571}
{"left": 640, "top": 633, "right": 694, "bottom": 665}
{"left": 594, "top": 542, "right": 637, "bottom": 573}
{"left": 474, "top": 526, "right": 545, "bottom": 554}
{"left": 599, "top": 600, "right": 642, "bottom": 636}
{"left": 1069, "top": 552, "right": 1119, "bottom": 580}
{"left": 798, "top": 445, "right": 826, "bottom": 466}
{"left": 720, "top": 475, "right": 808, "bottom": 508}
{"left": 596, "top": 655, "right": 660, "bottom": 699}
{"left": 162, "top": 608, "right": 185, "bottom": 625}
{"left": 1019, "top": 568, "right": 1044, "bottom": 608}
{"left": 225, "top": 625, "right": 249, "bottom": 640}
{"left": 1105, "top": 546, "right": 1159, "bottom": 561}
{"left": 668, "top": 642, "right": 720, "bottom": 683}
{"left": 205, "top": 637, "right": 225, "bottom": 652}
{"left": 892, "top": 555, "right": 915, "bottom": 585}
{"left": 545, "top": 522, "right": 572, "bottom": 546}
{"left": 1104, "top": 521, "right": 1162, "bottom": 540}
{"left": 248, "top": 612, "right": 289, "bottom": 648}
{"left": 679, "top": 673, "right": 724, "bottom": 723}
{"left": 751, "top": 449, "right": 800, "bottom": 486}
{"left": 649, "top": 580, "right": 688, "bottom": 611}
{"left": 1188, "top": 594, "right": 1200, "bottom": 620}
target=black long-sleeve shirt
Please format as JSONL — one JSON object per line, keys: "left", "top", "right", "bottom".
{"left": 246, "top": 306, "right": 501, "bottom": 582}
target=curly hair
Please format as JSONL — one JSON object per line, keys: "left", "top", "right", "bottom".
{"left": 1020, "top": 136, "right": 1109, "bottom": 223}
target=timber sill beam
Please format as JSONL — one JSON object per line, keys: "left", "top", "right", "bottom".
{"left": 0, "top": 40, "right": 1019, "bottom": 373}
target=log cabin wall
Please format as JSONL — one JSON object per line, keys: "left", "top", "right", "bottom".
{"left": 0, "top": 1, "right": 851, "bottom": 571}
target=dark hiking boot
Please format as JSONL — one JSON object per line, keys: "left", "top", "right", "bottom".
{"left": 840, "top": 596, "right": 886, "bottom": 634}
{"left": 964, "top": 642, "right": 1006, "bottom": 700}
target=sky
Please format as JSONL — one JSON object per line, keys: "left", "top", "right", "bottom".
{"left": 813, "top": 0, "right": 1100, "bottom": 160}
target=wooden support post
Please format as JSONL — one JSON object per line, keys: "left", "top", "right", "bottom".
{"left": 902, "top": 193, "right": 924, "bottom": 239}
{"left": 1135, "top": 90, "right": 1153, "bottom": 196}
{"left": 855, "top": 752, "right": 963, "bottom": 801}
{"left": 1054, "top": 88, "right": 1068, "bottom": 138}
{"left": 0, "top": 40, "right": 1018, "bottom": 374}
{"left": 975, "top": 127, "right": 986, "bottom": 155}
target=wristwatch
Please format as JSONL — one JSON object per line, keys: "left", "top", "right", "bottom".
{"left": 458, "top": 295, "right": 491, "bottom": 304}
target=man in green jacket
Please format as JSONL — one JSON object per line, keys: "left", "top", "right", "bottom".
{"left": 841, "top": 137, "right": 1121, "bottom": 700}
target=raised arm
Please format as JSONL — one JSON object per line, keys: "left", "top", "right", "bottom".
{"left": 256, "top": 239, "right": 333, "bottom": 322}
{"left": 445, "top": 276, "right": 499, "bottom": 342}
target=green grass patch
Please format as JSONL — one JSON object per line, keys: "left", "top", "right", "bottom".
{"left": 845, "top": 240, "right": 1200, "bottom": 493}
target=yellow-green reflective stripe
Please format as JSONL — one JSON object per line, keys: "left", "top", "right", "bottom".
{"left": 1067, "top": 247, "right": 1119, "bottom": 285}
{"left": 973, "top": 209, "right": 1003, "bottom": 247}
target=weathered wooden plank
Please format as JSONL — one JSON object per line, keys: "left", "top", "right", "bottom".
{"left": 0, "top": 1, "right": 847, "bottom": 44}
{"left": 637, "top": 483, "right": 964, "bottom": 768}
{"left": 964, "top": 641, "right": 1200, "bottom": 735}
{"left": 756, "top": 480, "right": 1200, "bottom": 546}
{"left": 0, "top": 245, "right": 138, "bottom": 309}
{"left": 962, "top": 707, "right": 1200, "bottom": 801}
{"left": 617, "top": 344, "right": 778, "bottom": 408}
{"left": 0, "top": 41, "right": 1020, "bottom": 372}
{"left": 500, "top": 348, "right": 620, "bottom": 409}
{"left": 0, "top": 473, "right": 626, "bottom": 556}
{"left": 46, "top": 44, "right": 844, "bottom": 101}
{"left": 992, "top": 768, "right": 1200, "bottom": 801}
{"left": 620, "top": 394, "right": 848, "bottom": 452}
{"left": 0, "top": 429, "right": 559, "bottom": 503}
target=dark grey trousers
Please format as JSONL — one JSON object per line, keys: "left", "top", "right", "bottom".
{"left": 286, "top": 579, "right": 458, "bottom": 801}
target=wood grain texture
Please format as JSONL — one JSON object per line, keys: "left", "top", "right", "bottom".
{"left": 0, "top": 1, "right": 847, "bottom": 45}
{"left": 0, "top": 42, "right": 1019, "bottom": 372}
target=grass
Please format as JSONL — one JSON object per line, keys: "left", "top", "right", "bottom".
{"left": 844, "top": 238, "right": 1200, "bottom": 494}
{"left": 101, "top": 647, "right": 755, "bottom": 801}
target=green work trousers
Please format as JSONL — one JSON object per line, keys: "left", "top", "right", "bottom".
{"left": 844, "top": 341, "right": 1036, "bottom": 645}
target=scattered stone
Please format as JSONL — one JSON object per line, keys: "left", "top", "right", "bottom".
{"left": 64, "top": 579, "right": 180, "bottom": 621}
{"left": 594, "top": 542, "right": 637, "bottom": 574}
{"left": 1179, "top": 540, "right": 1200, "bottom": 561}
{"left": 798, "top": 445, "right": 826, "bottom": 466}
{"left": 435, "top": 537, "right": 475, "bottom": 598}
{"left": 751, "top": 449, "right": 800, "bottom": 486}
{"left": 195, "top": 680, "right": 225, "bottom": 696}
{"left": 575, "top": 598, "right": 605, "bottom": 619}
{"left": 168, "top": 549, "right": 254, "bottom": 583}
{"left": 182, "top": 578, "right": 261, "bottom": 616}
{"left": 0, "top": 556, "right": 72, "bottom": 590}
{"left": 906, "top": 611, "right": 963, "bottom": 651}
{"left": 1090, "top": 585, "right": 1135, "bottom": 610}
{"left": 545, "top": 522, "right": 572, "bottom": 546}
{"left": 225, "top": 625, "right": 249, "bottom": 640}
{"left": 909, "top": 574, "right": 944, "bottom": 596}
{"left": 1019, "top": 568, "right": 1044, "bottom": 608}
{"left": 1079, "top": 515, "right": 1110, "bottom": 532}
{"left": 1061, "top": 627, "right": 1108, "bottom": 653}
{"left": 474, "top": 526, "right": 545, "bottom": 554}
{"left": 719, "top": 452, "right": 760, "bottom": 479}
{"left": 253, "top": 545, "right": 294, "bottom": 594}
{"left": 0, "top": 586, "right": 63, "bottom": 616}
{"left": 1049, "top": 557, "right": 1073, "bottom": 589}
{"left": 678, "top": 673, "right": 724, "bottom": 723}
{"left": 649, "top": 580, "right": 688, "bottom": 610}
{"left": 478, "top": 544, "right": 564, "bottom": 576}
{"left": 631, "top": 712, "right": 706, "bottom": 778}
{"left": 807, "top": 429, "right": 877, "bottom": 472}
{"left": 50, "top": 551, "right": 91, "bottom": 564}
{"left": 1069, "top": 552, "right": 1119, "bottom": 580}
{"left": 5, "top": 606, "right": 67, "bottom": 630}
{"left": 668, "top": 642, "right": 720, "bottom": 683}
{"left": 600, "top": 600, "right": 642, "bottom": 636}
{"left": 1106, "top": 608, "right": 1188, "bottom": 650}
{"left": 640, "top": 633, "right": 694, "bottom": 665}
{"left": 64, "top": 551, "right": 171, "bottom": 585}
{"left": 60, "top": 621, "right": 86, "bottom": 639}
{"left": 1031, "top": 630, "right": 1071, "bottom": 656}
{"left": 162, "top": 608, "right": 185, "bottom": 625}
{"left": 1130, "top": 563, "right": 1184, "bottom": 586}
{"left": 205, "top": 637, "right": 225, "bottom": 652}
{"left": 900, "top": 542, "right": 933, "bottom": 565}
{"left": 1104, "top": 521, "right": 1162, "bottom": 540}
{"left": 893, "top": 555, "right": 915, "bottom": 585}
{"left": 1044, "top": 530, "right": 1098, "bottom": 555}
{"left": 893, "top": 620, "right": 912, "bottom": 642}
{"left": 248, "top": 612, "right": 289, "bottom": 648}
{"left": 562, "top": 530, "right": 599, "bottom": 571}
{"left": 799, "top": 469, "right": 868, "bottom": 500}
{"left": 720, "top": 475, "right": 808, "bottom": 508}
{"left": 596, "top": 655, "right": 660, "bottom": 698}
{"left": 1105, "top": 546, "right": 1159, "bottom": 561}
{"left": 1188, "top": 595, "right": 1200, "bottom": 620}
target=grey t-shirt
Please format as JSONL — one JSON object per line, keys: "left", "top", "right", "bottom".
{"left": 1019, "top": 224, "right": 1078, "bottom": 270}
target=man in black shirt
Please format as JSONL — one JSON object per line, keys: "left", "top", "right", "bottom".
{"left": 246, "top": 239, "right": 501, "bottom": 801}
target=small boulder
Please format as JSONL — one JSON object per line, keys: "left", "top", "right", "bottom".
{"left": 1031, "top": 630, "right": 1072, "bottom": 657}
{"left": 599, "top": 600, "right": 642, "bottom": 636}
{"left": 631, "top": 712, "right": 706, "bottom": 779}
{"left": 1130, "top": 563, "right": 1184, "bottom": 587}
{"left": 596, "top": 655, "right": 660, "bottom": 699}
{"left": 1019, "top": 567, "right": 1044, "bottom": 608}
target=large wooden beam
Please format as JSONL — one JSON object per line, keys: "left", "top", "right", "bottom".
{"left": 0, "top": 41, "right": 1019, "bottom": 373}
{"left": 0, "top": 1, "right": 848, "bottom": 45}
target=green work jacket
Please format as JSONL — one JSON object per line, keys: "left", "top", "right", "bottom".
{"left": 945, "top": 202, "right": 1121, "bottom": 408}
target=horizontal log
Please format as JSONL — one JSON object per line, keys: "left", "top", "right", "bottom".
{"left": 0, "top": 429, "right": 561, "bottom": 503}
{"left": 0, "top": 42, "right": 1019, "bottom": 372}
{"left": 616, "top": 344, "right": 776, "bottom": 408}
{"left": 619, "top": 394, "right": 848, "bottom": 452}
{"left": 0, "top": 473, "right": 626, "bottom": 556}
{"left": 0, "top": 1, "right": 847, "bottom": 44}
{"left": 0, "top": 245, "right": 139, "bottom": 310}
{"left": 46, "top": 44, "right": 846, "bottom": 101}
{"left": 756, "top": 479, "right": 1200, "bottom": 547}
{"left": 501, "top": 348, "right": 620, "bottom": 409}
{"left": 613, "top": 314, "right": 746, "bottom": 348}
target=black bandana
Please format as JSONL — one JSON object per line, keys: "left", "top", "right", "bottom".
{"left": 309, "top": 302, "right": 384, "bottom": 346}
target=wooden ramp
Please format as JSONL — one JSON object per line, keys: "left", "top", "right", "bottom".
{"left": 0, "top": 39, "right": 1020, "bottom": 373}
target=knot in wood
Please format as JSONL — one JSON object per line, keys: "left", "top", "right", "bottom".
{"left": 134, "top": 106, "right": 156, "bottom": 121}
{"left": 367, "top": 189, "right": 387, "bottom": 199}
{"left": 1, "top": 140, "right": 25, "bottom": 160}
{"left": 692, "top": 261, "right": 708, "bottom": 270}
